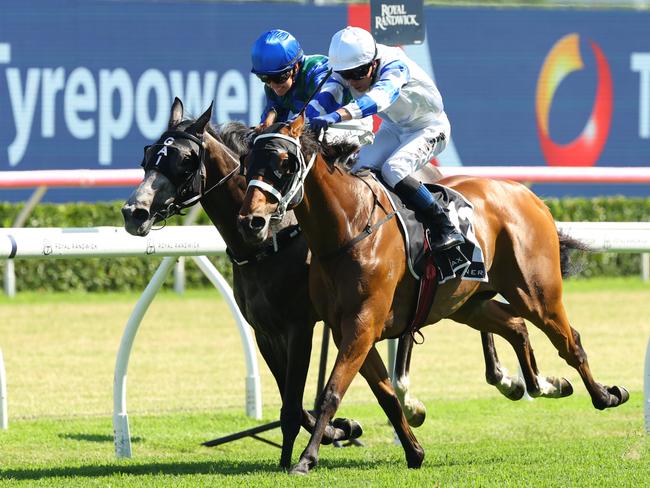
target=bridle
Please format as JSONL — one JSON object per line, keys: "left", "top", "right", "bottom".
{"left": 246, "top": 129, "right": 317, "bottom": 223}
{"left": 140, "top": 129, "right": 240, "bottom": 221}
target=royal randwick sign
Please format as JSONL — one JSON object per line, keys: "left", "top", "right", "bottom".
{"left": 371, "top": 0, "right": 425, "bottom": 45}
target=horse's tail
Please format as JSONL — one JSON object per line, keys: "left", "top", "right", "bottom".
{"left": 558, "top": 231, "right": 591, "bottom": 278}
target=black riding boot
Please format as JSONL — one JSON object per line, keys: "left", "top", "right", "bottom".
{"left": 394, "top": 176, "right": 465, "bottom": 252}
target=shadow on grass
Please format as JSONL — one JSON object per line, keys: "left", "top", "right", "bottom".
{"left": 57, "top": 433, "right": 143, "bottom": 443}
{"left": 0, "top": 460, "right": 276, "bottom": 480}
{"left": 0, "top": 456, "right": 434, "bottom": 480}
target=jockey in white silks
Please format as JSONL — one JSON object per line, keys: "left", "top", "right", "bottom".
{"left": 310, "top": 26, "right": 464, "bottom": 252}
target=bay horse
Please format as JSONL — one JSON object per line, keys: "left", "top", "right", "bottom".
{"left": 237, "top": 114, "right": 629, "bottom": 474}
{"left": 121, "top": 98, "right": 363, "bottom": 469}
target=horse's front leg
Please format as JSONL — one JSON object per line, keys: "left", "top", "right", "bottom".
{"left": 361, "top": 345, "right": 424, "bottom": 468}
{"left": 290, "top": 315, "right": 376, "bottom": 475}
{"left": 394, "top": 334, "right": 427, "bottom": 427}
{"left": 279, "top": 324, "right": 313, "bottom": 470}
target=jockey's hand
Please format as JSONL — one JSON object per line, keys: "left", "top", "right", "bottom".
{"left": 254, "top": 121, "right": 271, "bottom": 134}
{"left": 310, "top": 112, "right": 342, "bottom": 131}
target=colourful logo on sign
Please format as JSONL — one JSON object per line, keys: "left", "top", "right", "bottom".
{"left": 536, "top": 33, "right": 613, "bottom": 166}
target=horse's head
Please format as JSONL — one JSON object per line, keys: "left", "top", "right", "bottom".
{"left": 237, "top": 114, "right": 313, "bottom": 244}
{"left": 122, "top": 97, "right": 213, "bottom": 236}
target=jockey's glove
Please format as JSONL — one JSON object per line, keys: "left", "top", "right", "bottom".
{"left": 310, "top": 112, "right": 342, "bottom": 131}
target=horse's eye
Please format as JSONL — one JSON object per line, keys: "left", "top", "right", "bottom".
{"left": 279, "top": 154, "right": 296, "bottom": 173}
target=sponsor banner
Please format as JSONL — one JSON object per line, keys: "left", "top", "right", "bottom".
{"left": 1, "top": 2, "right": 648, "bottom": 200}
{"left": 371, "top": 0, "right": 425, "bottom": 46}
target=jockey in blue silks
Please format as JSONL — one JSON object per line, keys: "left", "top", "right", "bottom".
{"left": 251, "top": 29, "right": 350, "bottom": 132}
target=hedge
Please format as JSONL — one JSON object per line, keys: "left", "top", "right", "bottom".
{"left": 0, "top": 201, "right": 231, "bottom": 292}
{"left": 1, "top": 197, "right": 649, "bottom": 292}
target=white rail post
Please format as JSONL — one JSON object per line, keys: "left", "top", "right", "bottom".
{"left": 642, "top": 253, "right": 650, "bottom": 283}
{"left": 113, "top": 256, "right": 176, "bottom": 458}
{"left": 174, "top": 205, "right": 203, "bottom": 295}
{"left": 0, "top": 348, "right": 7, "bottom": 429}
{"left": 4, "top": 186, "right": 48, "bottom": 297}
{"left": 645, "top": 337, "right": 650, "bottom": 434}
{"left": 191, "top": 256, "right": 262, "bottom": 420}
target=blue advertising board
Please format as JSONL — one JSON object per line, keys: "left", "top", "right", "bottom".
{"left": 1, "top": 1, "right": 648, "bottom": 201}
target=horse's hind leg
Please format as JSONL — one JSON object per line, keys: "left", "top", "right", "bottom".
{"left": 479, "top": 331, "right": 526, "bottom": 401}
{"left": 449, "top": 298, "right": 548, "bottom": 398}
{"left": 394, "top": 334, "right": 427, "bottom": 427}
{"left": 450, "top": 300, "right": 572, "bottom": 399}
{"left": 502, "top": 285, "right": 628, "bottom": 410}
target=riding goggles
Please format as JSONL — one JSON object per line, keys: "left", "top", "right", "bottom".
{"left": 336, "top": 62, "right": 374, "bottom": 81}
{"left": 257, "top": 68, "right": 293, "bottom": 84}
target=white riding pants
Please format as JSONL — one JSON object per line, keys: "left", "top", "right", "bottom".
{"left": 352, "top": 121, "right": 450, "bottom": 188}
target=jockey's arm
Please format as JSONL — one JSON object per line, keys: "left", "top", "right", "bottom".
{"left": 341, "top": 62, "right": 410, "bottom": 119}
{"left": 255, "top": 108, "right": 277, "bottom": 133}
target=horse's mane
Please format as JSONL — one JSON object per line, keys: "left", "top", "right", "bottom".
{"left": 175, "top": 118, "right": 255, "bottom": 157}
{"left": 210, "top": 121, "right": 255, "bottom": 157}
{"left": 177, "top": 118, "right": 360, "bottom": 167}
{"left": 295, "top": 127, "right": 361, "bottom": 171}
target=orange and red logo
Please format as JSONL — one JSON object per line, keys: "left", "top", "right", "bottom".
{"left": 536, "top": 33, "right": 613, "bottom": 166}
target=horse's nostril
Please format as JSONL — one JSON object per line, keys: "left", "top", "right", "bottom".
{"left": 132, "top": 208, "right": 150, "bottom": 223}
{"left": 250, "top": 216, "right": 267, "bottom": 231}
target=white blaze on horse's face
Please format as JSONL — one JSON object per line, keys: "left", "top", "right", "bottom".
{"left": 238, "top": 180, "right": 277, "bottom": 245}
{"left": 122, "top": 170, "right": 175, "bottom": 237}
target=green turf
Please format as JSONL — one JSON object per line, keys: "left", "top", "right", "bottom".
{"left": 1, "top": 278, "right": 649, "bottom": 485}
{"left": 0, "top": 398, "right": 647, "bottom": 486}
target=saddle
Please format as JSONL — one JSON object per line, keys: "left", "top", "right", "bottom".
{"left": 364, "top": 171, "right": 489, "bottom": 337}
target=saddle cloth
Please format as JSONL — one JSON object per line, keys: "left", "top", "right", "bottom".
{"left": 368, "top": 172, "right": 489, "bottom": 285}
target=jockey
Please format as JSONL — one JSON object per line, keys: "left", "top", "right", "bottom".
{"left": 251, "top": 29, "right": 347, "bottom": 133}
{"left": 311, "top": 27, "right": 464, "bottom": 252}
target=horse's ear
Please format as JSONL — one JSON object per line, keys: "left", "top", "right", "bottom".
{"left": 190, "top": 101, "right": 214, "bottom": 136}
{"left": 169, "top": 97, "right": 184, "bottom": 128}
{"left": 288, "top": 113, "right": 305, "bottom": 139}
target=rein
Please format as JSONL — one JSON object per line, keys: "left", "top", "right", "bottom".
{"left": 318, "top": 174, "right": 396, "bottom": 261}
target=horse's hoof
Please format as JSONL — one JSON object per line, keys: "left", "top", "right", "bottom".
{"left": 557, "top": 377, "right": 573, "bottom": 397}
{"left": 406, "top": 409, "right": 426, "bottom": 428}
{"left": 608, "top": 385, "right": 630, "bottom": 406}
{"left": 289, "top": 461, "right": 310, "bottom": 476}
{"left": 405, "top": 399, "right": 427, "bottom": 427}
{"left": 407, "top": 448, "right": 425, "bottom": 469}
{"left": 546, "top": 376, "right": 573, "bottom": 398}
{"left": 332, "top": 417, "right": 363, "bottom": 440}
{"left": 496, "top": 376, "right": 525, "bottom": 401}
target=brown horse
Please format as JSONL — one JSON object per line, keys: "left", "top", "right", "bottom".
{"left": 237, "top": 114, "right": 629, "bottom": 474}
{"left": 121, "top": 98, "right": 364, "bottom": 469}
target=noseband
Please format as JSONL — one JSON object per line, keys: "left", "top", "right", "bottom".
{"left": 246, "top": 131, "right": 316, "bottom": 222}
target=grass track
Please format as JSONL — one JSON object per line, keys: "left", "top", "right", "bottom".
{"left": 0, "top": 277, "right": 649, "bottom": 485}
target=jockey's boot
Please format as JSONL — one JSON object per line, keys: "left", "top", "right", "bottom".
{"left": 394, "top": 176, "right": 465, "bottom": 252}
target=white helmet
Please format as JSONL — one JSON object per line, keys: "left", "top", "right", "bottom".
{"left": 328, "top": 27, "right": 377, "bottom": 72}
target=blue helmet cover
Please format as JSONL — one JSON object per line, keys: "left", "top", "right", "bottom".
{"left": 251, "top": 29, "right": 304, "bottom": 75}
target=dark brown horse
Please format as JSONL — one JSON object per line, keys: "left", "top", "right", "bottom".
{"left": 237, "top": 114, "right": 629, "bottom": 474}
{"left": 122, "top": 98, "right": 364, "bottom": 469}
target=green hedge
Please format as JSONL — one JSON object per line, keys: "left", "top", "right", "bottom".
{"left": 1, "top": 197, "right": 649, "bottom": 292}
